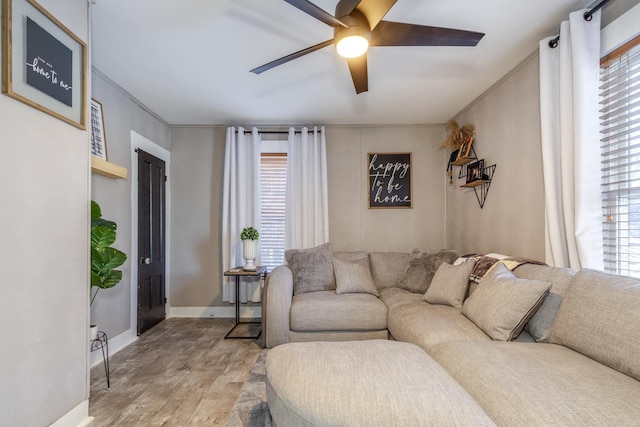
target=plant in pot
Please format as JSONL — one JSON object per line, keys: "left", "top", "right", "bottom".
{"left": 240, "top": 226, "right": 259, "bottom": 271}
{"left": 90, "top": 200, "right": 127, "bottom": 339}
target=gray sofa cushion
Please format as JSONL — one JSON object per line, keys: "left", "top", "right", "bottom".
{"left": 514, "top": 263, "right": 575, "bottom": 342}
{"left": 290, "top": 291, "right": 388, "bottom": 332}
{"left": 333, "top": 257, "right": 378, "bottom": 296}
{"left": 285, "top": 243, "right": 335, "bottom": 294}
{"left": 462, "top": 263, "right": 551, "bottom": 341}
{"left": 388, "top": 301, "right": 490, "bottom": 352}
{"left": 378, "top": 287, "right": 423, "bottom": 310}
{"left": 550, "top": 269, "right": 640, "bottom": 381}
{"left": 369, "top": 252, "right": 411, "bottom": 289}
{"left": 424, "top": 260, "right": 476, "bottom": 308}
{"left": 431, "top": 341, "right": 640, "bottom": 426}
{"left": 266, "top": 341, "right": 496, "bottom": 427}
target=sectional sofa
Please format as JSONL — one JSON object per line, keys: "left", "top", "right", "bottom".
{"left": 262, "top": 243, "right": 640, "bottom": 425}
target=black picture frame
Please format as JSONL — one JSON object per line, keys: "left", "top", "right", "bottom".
{"left": 90, "top": 99, "right": 107, "bottom": 160}
{"left": 1, "top": 0, "right": 87, "bottom": 129}
{"left": 467, "top": 159, "right": 485, "bottom": 183}
{"left": 368, "top": 152, "right": 412, "bottom": 208}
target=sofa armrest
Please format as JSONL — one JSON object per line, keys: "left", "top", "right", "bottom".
{"left": 265, "top": 265, "right": 294, "bottom": 348}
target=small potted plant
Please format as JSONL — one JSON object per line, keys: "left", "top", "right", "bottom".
{"left": 90, "top": 200, "right": 127, "bottom": 339}
{"left": 240, "top": 226, "right": 259, "bottom": 271}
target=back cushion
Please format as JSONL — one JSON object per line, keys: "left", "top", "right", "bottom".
{"left": 285, "top": 243, "right": 335, "bottom": 294}
{"left": 550, "top": 269, "right": 640, "bottom": 381}
{"left": 334, "top": 251, "right": 369, "bottom": 263}
{"left": 513, "top": 264, "right": 575, "bottom": 342}
{"left": 369, "top": 252, "right": 412, "bottom": 289}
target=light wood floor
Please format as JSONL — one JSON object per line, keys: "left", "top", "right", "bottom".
{"left": 89, "top": 318, "right": 263, "bottom": 426}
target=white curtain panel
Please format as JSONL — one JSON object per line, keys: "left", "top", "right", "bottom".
{"left": 539, "top": 9, "right": 604, "bottom": 270}
{"left": 285, "top": 126, "right": 330, "bottom": 249}
{"left": 221, "top": 127, "right": 262, "bottom": 303}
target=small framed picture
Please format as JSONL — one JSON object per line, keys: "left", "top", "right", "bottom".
{"left": 457, "top": 137, "right": 474, "bottom": 160}
{"left": 467, "top": 159, "right": 485, "bottom": 183}
{"left": 90, "top": 99, "right": 107, "bottom": 159}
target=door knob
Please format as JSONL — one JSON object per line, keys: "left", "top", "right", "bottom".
{"left": 140, "top": 257, "right": 151, "bottom": 265}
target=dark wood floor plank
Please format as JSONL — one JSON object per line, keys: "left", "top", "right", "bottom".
{"left": 89, "top": 318, "right": 262, "bottom": 426}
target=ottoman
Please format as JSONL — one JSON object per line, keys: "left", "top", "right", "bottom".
{"left": 266, "top": 340, "right": 495, "bottom": 426}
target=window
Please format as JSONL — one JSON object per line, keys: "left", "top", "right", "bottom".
{"left": 600, "top": 37, "right": 640, "bottom": 277}
{"left": 260, "top": 153, "right": 287, "bottom": 270}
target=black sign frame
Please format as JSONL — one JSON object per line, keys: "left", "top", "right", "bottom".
{"left": 368, "top": 152, "right": 413, "bottom": 209}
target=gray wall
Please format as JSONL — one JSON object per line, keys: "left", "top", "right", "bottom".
{"left": 0, "top": 1, "right": 90, "bottom": 425}
{"left": 445, "top": 53, "right": 545, "bottom": 260}
{"left": 170, "top": 126, "right": 226, "bottom": 307}
{"left": 169, "top": 125, "right": 446, "bottom": 307}
{"left": 90, "top": 71, "right": 170, "bottom": 337}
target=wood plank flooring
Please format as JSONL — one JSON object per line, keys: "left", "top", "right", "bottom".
{"left": 89, "top": 318, "right": 263, "bottom": 426}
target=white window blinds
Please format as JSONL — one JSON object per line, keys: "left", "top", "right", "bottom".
{"left": 600, "top": 37, "right": 640, "bottom": 277}
{"left": 260, "top": 154, "right": 287, "bottom": 270}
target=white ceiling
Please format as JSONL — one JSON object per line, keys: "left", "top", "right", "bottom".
{"left": 91, "top": 0, "right": 594, "bottom": 126}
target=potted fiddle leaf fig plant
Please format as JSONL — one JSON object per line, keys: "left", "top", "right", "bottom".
{"left": 90, "top": 200, "right": 127, "bottom": 338}
{"left": 240, "top": 226, "right": 259, "bottom": 271}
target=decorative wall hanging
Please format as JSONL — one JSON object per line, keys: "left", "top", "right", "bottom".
{"left": 368, "top": 152, "right": 412, "bottom": 208}
{"left": 1, "top": 0, "right": 87, "bottom": 129}
{"left": 90, "top": 99, "right": 107, "bottom": 159}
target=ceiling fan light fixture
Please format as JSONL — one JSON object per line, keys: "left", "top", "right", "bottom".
{"left": 336, "top": 34, "right": 369, "bottom": 58}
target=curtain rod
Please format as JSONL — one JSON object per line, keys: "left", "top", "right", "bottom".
{"left": 234, "top": 130, "right": 315, "bottom": 134}
{"left": 548, "top": 0, "right": 614, "bottom": 48}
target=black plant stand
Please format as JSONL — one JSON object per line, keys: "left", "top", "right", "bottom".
{"left": 91, "top": 331, "right": 110, "bottom": 388}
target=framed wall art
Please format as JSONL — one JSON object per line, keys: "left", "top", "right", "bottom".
{"left": 90, "top": 99, "right": 107, "bottom": 159}
{"left": 456, "top": 137, "right": 474, "bottom": 160}
{"left": 368, "top": 152, "right": 412, "bottom": 208}
{"left": 1, "top": 0, "right": 87, "bottom": 129}
{"left": 466, "top": 159, "right": 485, "bottom": 183}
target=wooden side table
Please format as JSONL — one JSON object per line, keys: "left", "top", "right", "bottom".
{"left": 224, "top": 266, "right": 267, "bottom": 339}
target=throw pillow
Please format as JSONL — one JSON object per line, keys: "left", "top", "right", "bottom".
{"left": 396, "top": 250, "right": 430, "bottom": 294}
{"left": 461, "top": 263, "right": 551, "bottom": 341}
{"left": 422, "top": 249, "right": 459, "bottom": 288}
{"left": 397, "top": 249, "right": 459, "bottom": 294}
{"left": 285, "top": 243, "right": 335, "bottom": 294}
{"left": 424, "top": 260, "right": 476, "bottom": 308}
{"left": 333, "top": 257, "right": 379, "bottom": 296}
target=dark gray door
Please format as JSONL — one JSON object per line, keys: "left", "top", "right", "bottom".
{"left": 137, "top": 149, "right": 166, "bottom": 335}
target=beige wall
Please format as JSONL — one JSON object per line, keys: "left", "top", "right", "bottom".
{"left": 0, "top": 1, "right": 90, "bottom": 425}
{"left": 327, "top": 126, "right": 447, "bottom": 252}
{"left": 169, "top": 125, "right": 446, "bottom": 307}
{"left": 445, "top": 53, "right": 545, "bottom": 260}
{"left": 90, "top": 71, "right": 170, "bottom": 337}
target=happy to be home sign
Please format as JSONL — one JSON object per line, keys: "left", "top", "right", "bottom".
{"left": 368, "top": 153, "right": 412, "bottom": 208}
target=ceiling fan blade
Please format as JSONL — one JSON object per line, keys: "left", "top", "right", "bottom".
{"left": 347, "top": 54, "right": 368, "bottom": 94}
{"left": 250, "top": 39, "right": 334, "bottom": 74}
{"left": 356, "top": 0, "right": 396, "bottom": 30}
{"left": 284, "top": 0, "right": 347, "bottom": 28}
{"left": 371, "top": 21, "right": 485, "bottom": 47}
{"left": 334, "top": 0, "right": 362, "bottom": 18}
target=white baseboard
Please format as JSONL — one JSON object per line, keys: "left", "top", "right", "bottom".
{"left": 90, "top": 328, "right": 138, "bottom": 368}
{"left": 49, "top": 400, "right": 91, "bottom": 427}
{"left": 168, "top": 306, "right": 262, "bottom": 319}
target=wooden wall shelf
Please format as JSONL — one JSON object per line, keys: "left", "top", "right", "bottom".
{"left": 91, "top": 157, "right": 128, "bottom": 179}
{"left": 451, "top": 156, "right": 477, "bottom": 166}
{"left": 460, "top": 179, "right": 491, "bottom": 188}
{"left": 459, "top": 164, "right": 496, "bottom": 209}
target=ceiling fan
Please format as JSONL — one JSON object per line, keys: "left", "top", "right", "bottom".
{"left": 250, "top": 0, "right": 485, "bottom": 94}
